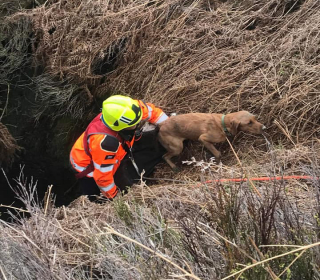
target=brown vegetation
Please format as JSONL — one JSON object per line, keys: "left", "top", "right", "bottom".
{"left": 0, "top": 122, "right": 20, "bottom": 167}
{"left": 0, "top": 0, "right": 320, "bottom": 279}
{"left": 19, "top": 0, "right": 320, "bottom": 144}
{"left": 1, "top": 144, "right": 319, "bottom": 279}
{"left": 1, "top": 0, "right": 319, "bottom": 162}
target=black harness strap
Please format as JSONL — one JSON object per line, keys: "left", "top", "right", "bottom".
{"left": 121, "top": 142, "right": 141, "bottom": 176}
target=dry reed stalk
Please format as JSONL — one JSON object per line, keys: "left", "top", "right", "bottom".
{"left": 221, "top": 241, "right": 320, "bottom": 280}
{"left": 276, "top": 249, "right": 307, "bottom": 279}
{"left": 0, "top": 84, "right": 9, "bottom": 121}
{"left": 0, "top": 122, "right": 20, "bottom": 166}
{"left": 0, "top": 265, "right": 8, "bottom": 280}
{"left": 248, "top": 236, "right": 278, "bottom": 280}
{"left": 0, "top": 204, "right": 29, "bottom": 213}
{"left": 0, "top": 219, "right": 52, "bottom": 264}
{"left": 226, "top": 136, "right": 262, "bottom": 198}
{"left": 44, "top": 185, "right": 53, "bottom": 216}
{"left": 102, "top": 224, "right": 202, "bottom": 280}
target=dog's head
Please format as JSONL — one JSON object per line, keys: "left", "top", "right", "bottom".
{"left": 229, "top": 111, "right": 266, "bottom": 135}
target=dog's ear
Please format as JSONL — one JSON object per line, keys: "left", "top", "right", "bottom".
{"left": 230, "top": 119, "right": 240, "bottom": 135}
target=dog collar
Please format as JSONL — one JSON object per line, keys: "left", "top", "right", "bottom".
{"left": 221, "top": 114, "right": 233, "bottom": 137}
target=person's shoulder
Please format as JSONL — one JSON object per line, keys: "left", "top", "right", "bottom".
{"left": 100, "top": 134, "right": 120, "bottom": 153}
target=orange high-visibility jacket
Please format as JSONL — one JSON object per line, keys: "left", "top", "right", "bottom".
{"left": 70, "top": 100, "right": 168, "bottom": 198}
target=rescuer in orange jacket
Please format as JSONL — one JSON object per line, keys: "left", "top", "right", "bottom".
{"left": 70, "top": 95, "right": 168, "bottom": 200}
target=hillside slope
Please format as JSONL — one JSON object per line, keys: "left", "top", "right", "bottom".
{"left": 0, "top": 0, "right": 319, "bottom": 279}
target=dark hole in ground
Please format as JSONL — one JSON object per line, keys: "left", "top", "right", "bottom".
{"left": 0, "top": 76, "right": 95, "bottom": 221}
{"left": 0, "top": 75, "right": 166, "bottom": 221}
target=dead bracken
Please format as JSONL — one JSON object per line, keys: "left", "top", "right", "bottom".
{"left": 0, "top": 0, "right": 319, "bottom": 279}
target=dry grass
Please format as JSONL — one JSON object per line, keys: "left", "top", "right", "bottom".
{"left": 8, "top": 0, "right": 318, "bottom": 145}
{"left": 0, "top": 0, "right": 320, "bottom": 279}
{"left": 1, "top": 0, "right": 319, "bottom": 164}
{"left": 0, "top": 143, "right": 319, "bottom": 279}
{"left": 0, "top": 14, "right": 32, "bottom": 85}
{"left": 0, "top": 7, "right": 31, "bottom": 165}
{"left": 0, "top": 122, "right": 20, "bottom": 167}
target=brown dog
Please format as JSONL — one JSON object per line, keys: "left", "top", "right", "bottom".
{"left": 158, "top": 111, "right": 266, "bottom": 171}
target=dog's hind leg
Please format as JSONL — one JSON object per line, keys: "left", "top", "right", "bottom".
{"left": 198, "top": 134, "right": 221, "bottom": 163}
{"left": 159, "top": 137, "right": 184, "bottom": 172}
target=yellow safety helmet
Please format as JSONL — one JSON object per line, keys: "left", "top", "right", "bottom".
{"left": 102, "top": 95, "right": 142, "bottom": 131}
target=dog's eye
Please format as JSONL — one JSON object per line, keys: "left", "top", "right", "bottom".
{"left": 248, "top": 120, "right": 253, "bottom": 125}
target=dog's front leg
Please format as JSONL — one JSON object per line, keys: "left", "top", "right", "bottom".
{"left": 198, "top": 134, "right": 221, "bottom": 163}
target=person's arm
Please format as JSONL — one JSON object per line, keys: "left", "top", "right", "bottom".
{"left": 138, "top": 101, "right": 169, "bottom": 124}
{"left": 89, "top": 134, "right": 120, "bottom": 199}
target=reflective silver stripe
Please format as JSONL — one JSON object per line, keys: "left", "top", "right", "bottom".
{"left": 99, "top": 182, "right": 115, "bottom": 192}
{"left": 70, "top": 156, "right": 93, "bottom": 177}
{"left": 100, "top": 165, "right": 114, "bottom": 173}
{"left": 93, "top": 161, "right": 114, "bottom": 173}
{"left": 120, "top": 116, "right": 132, "bottom": 124}
{"left": 70, "top": 156, "right": 87, "bottom": 172}
{"left": 155, "top": 113, "right": 169, "bottom": 124}
{"left": 147, "top": 105, "right": 153, "bottom": 119}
